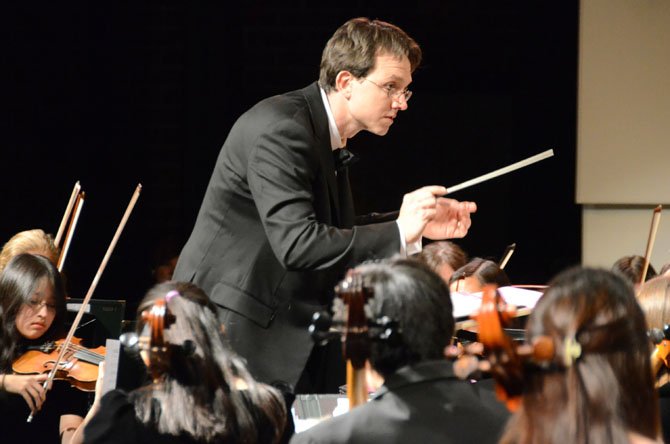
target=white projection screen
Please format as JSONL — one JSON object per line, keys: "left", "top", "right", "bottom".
{"left": 577, "top": 0, "right": 670, "bottom": 205}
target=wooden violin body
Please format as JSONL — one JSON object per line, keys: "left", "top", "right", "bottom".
{"left": 13, "top": 337, "right": 105, "bottom": 392}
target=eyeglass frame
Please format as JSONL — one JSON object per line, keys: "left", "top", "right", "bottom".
{"left": 24, "top": 298, "right": 57, "bottom": 312}
{"left": 363, "top": 78, "right": 413, "bottom": 102}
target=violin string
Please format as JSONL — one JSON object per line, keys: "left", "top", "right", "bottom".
{"left": 57, "top": 343, "right": 104, "bottom": 363}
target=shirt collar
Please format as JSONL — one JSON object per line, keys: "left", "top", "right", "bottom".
{"left": 319, "top": 86, "right": 345, "bottom": 150}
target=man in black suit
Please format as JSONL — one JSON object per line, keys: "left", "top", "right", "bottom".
{"left": 290, "top": 258, "right": 509, "bottom": 444}
{"left": 173, "top": 18, "right": 477, "bottom": 392}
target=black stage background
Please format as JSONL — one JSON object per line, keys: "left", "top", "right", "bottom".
{"left": 2, "top": 2, "right": 580, "bottom": 317}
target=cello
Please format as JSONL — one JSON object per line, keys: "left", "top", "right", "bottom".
{"left": 309, "top": 270, "right": 400, "bottom": 409}
{"left": 336, "top": 271, "right": 373, "bottom": 408}
{"left": 452, "top": 285, "right": 554, "bottom": 411}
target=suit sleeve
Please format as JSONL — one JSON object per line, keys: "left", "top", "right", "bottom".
{"left": 354, "top": 211, "right": 400, "bottom": 225}
{"left": 247, "top": 117, "right": 400, "bottom": 271}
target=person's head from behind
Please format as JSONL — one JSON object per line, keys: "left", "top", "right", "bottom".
{"left": 637, "top": 275, "right": 670, "bottom": 333}
{"left": 133, "top": 281, "right": 285, "bottom": 442}
{"left": 136, "top": 282, "right": 227, "bottom": 383}
{"left": 449, "top": 257, "right": 510, "bottom": 294}
{"left": 0, "top": 253, "right": 66, "bottom": 367}
{"left": 501, "top": 267, "right": 658, "bottom": 443}
{"left": 343, "top": 258, "right": 453, "bottom": 380}
{"left": 417, "top": 241, "right": 467, "bottom": 283}
{"left": 0, "top": 229, "right": 59, "bottom": 274}
{"left": 319, "top": 18, "right": 422, "bottom": 136}
{"left": 637, "top": 275, "right": 670, "bottom": 389}
{"left": 612, "top": 254, "right": 657, "bottom": 285}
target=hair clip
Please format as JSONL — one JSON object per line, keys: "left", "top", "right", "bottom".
{"left": 165, "top": 290, "right": 180, "bottom": 302}
{"left": 563, "top": 336, "right": 582, "bottom": 367}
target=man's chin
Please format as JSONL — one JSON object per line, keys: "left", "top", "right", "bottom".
{"left": 368, "top": 125, "right": 392, "bottom": 136}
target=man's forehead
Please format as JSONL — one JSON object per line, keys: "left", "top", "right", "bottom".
{"left": 369, "top": 53, "right": 411, "bottom": 79}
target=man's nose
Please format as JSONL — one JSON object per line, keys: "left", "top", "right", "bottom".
{"left": 392, "top": 96, "right": 408, "bottom": 111}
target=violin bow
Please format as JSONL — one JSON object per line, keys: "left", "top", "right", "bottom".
{"left": 56, "top": 191, "right": 85, "bottom": 272}
{"left": 54, "top": 181, "right": 81, "bottom": 248}
{"left": 28, "top": 184, "right": 142, "bottom": 422}
{"left": 640, "top": 205, "right": 662, "bottom": 286}
{"left": 499, "top": 243, "right": 516, "bottom": 270}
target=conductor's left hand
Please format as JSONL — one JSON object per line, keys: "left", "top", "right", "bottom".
{"left": 422, "top": 198, "right": 477, "bottom": 240}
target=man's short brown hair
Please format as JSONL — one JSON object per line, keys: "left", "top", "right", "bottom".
{"left": 319, "top": 18, "right": 422, "bottom": 93}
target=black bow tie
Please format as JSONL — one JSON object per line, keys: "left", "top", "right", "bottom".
{"left": 333, "top": 148, "right": 358, "bottom": 171}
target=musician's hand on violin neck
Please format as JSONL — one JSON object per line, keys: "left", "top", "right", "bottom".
{"left": 2, "top": 373, "right": 51, "bottom": 413}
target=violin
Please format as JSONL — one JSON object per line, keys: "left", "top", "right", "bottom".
{"left": 649, "top": 325, "right": 670, "bottom": 379}
{"left": 12, "top": 338, "right": 105, "bottom": 392}
{"left": 454, "top": 285, "right": 554, "bottom": 411}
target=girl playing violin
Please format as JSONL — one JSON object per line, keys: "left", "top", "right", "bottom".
{"left": 0, "top": 253, "right": 88, "bottom": 443}
{"left": 80, "top": 281, "right": 287, "bottom": 444}
{"left": 498, "top": 268, "right": 660, "bottom": 444}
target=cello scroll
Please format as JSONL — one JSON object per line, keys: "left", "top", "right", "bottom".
{"left": 453, "top": 285, "right": 554, "bottom": 411}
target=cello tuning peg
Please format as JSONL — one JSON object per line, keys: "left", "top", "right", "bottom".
{"left": 371, "top": 316, "right": 401, "bottom": 345}
{"left": 649, "top": 328, "right": 666, "bottom": 345}
{"left": 309, "top": 311, "right": 338, "bottom": 346}
{"left": 120, "top": 332, "right": 140, "bottom": 351}
{"left": 663, "top": 324, "right": 670, "bottom": 339}
{"left": 310, "top": 311, "right": 332, "bottom": 330}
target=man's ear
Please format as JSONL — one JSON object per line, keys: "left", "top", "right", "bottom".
{"left": 335, "top": 71, "right": 355, "bottom": 99}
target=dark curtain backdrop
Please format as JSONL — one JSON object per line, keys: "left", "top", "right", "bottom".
{"left": 2, "top": 1, "right": 580, "bottom": 317}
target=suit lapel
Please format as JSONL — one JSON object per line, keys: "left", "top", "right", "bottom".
{"left": 302, "top": 83, "right": 343, "bottom": 225}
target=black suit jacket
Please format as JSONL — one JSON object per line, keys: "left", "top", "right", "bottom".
{"left": 173, "top": 83, "right": 400, "bottom": 387}
{"left": 290, "top": 360, "right": 510, "bottom": 444}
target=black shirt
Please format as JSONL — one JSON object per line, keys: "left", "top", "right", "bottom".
{"left": 0, "top": 380, "right": 89, "bottom": 444}
{"left": 84, "top": 389, "right": 282, "bottom": 444}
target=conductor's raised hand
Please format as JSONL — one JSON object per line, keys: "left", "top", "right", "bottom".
{"left": 397, "top": 186, "right": 450, "bottom": 244}
{"left": 423, "top": 198, "right": 477, "bottom": 240}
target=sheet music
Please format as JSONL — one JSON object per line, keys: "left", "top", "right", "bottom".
{"left": 451, "top": 286, "right": 544, "bottom": 319}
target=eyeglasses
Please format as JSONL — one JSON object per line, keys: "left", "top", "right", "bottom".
{"left": 25, "top": 298, "right": 57, "bottom": 312}
{"left": 363, "top": 78, "right": 413, "bottom": 102}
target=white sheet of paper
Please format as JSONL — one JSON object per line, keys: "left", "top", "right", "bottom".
{"left": 451, "top": 286, "right": 544, "bottom": 320}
